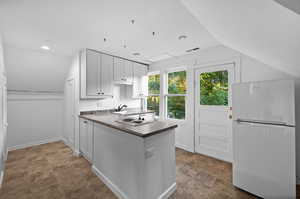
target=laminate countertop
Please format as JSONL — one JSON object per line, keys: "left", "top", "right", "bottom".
{"left": 79, "top": 113, "right": 178, "bottom": 138}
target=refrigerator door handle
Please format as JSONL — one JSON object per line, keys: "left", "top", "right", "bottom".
{"left": 236, "top": 118, "right": 293, "bottom": 127}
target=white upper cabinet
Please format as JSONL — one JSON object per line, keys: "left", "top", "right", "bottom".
{"left": 123, "top": 59, "right": 133, "bottom": 84}
{"left": 113, "top": 57, "right": 124, "bottom": 82}
{"left": 132, "top": 63, "right": 148, "bottom": 98}
{"left": 85, "top": 49, "right": 100, "bottom": 97}
{"left": 101, "top": 54, "right": 114, "bottom": 96}
{"left": 80, "top": 49, "right": 114, "bottom": 99}
{"left": 81, "top": 48, "right": 148, "bottom": 99}
{"left": 113, "top": 57, "right": 133, "bottom": 85}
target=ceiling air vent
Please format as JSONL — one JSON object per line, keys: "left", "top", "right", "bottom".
{"left": 186, "top": 47, "right": 200, "bottom": 53}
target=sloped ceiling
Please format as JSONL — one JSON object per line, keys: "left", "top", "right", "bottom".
{"left": 180, "top": 0, "right": 300, "bottom": 76}
{"left": 4, "top": 45, "right": 70, "bottom": 92}
{"left": 274, "top": 0, "right": 300, "bottom": 15}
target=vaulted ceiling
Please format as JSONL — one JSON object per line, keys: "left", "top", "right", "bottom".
{"left": 274, "top": 0, "right": 300, "bottom": 15}
{"left": 180, "top": 0, "right": 300, "bottom": 76}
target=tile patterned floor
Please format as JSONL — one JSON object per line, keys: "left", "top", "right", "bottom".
{"left": 0, "top": 141, "right": 297, "bottom": 199}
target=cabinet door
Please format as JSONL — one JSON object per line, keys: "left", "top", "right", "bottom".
{"left": 113, "top": 57, "right": 124, "bottom": 82}
{"left": 124, "top": 60, "right": 133, "bottom": 84}
{"left": 79, "top": 119, "right": 88, "bottom": 156}
{"left": 86, "top": 50, "right": 100, "bottom": 96}
{"left": 87, "top": 121, "right": 94, "bottom": 162}
{"left": 132, "top": 63, "right": 148, "bottom": 98}
{"left": 100, "top": 54, "right": 114, "bottom": 96}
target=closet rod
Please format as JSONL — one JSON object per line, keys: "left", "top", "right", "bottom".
{"left": 8, "top": 89, "right": 63, "bottom": 94}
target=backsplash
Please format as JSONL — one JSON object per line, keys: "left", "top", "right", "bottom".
{"left": 79, "top": 85, "right": 141, "bottom": 112}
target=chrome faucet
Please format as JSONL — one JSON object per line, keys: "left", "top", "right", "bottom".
{"left": 115, "top": 104, "right": 128, "bottom": 112}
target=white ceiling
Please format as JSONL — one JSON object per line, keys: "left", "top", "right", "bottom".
{"left": 0, "top": 0, "right": 219, "bottom": 63}
{"left": 180, "top": 0, "right": 300, "bottom": 76}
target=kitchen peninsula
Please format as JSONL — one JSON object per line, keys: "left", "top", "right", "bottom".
{"left": 79, "top": 111, "right": 178, "bottom": 199}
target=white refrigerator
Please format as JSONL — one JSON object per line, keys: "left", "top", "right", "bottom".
{"left": 232, "top": 79, "right": 296, "bottom": 199}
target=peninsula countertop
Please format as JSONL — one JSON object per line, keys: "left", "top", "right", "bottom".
{"left": 79, "top": 113, "right": 178, "bottom": 138}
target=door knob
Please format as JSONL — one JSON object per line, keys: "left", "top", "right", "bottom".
{"left": 229, "top": 115, "right": 233, "bottom": 119}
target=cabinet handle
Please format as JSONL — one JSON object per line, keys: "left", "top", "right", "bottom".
{"left": 83, "top": 121, "right": 88, "bottom": 124}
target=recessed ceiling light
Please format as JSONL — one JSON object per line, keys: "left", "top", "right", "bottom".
{"left": 133, "top": 53, "right": 140, "bottom": 56}
{"left": 178, "top": 35, "right": 187, "bottom": 40}
{"left": 41, "top": 45, "right": 50, "bottom": 50}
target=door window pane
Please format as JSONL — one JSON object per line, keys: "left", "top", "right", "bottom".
{"left": 147, "top": 96, "right": 160, "bottom": 116}
{"left": 167, "top": 96, "right": 185, "bottom": 119}
{"left": 168, "top": 71, "right": 186, "bottom": 94}
{"left": 148, "top": 74, "right": 160, "bottom": 94}
{"left": 200, "top": 70, "right": 228, "bottom": 106}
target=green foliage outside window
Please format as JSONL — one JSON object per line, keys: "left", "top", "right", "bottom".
{"left": 167, "top": 96, "right": 185, "bottom": 119}
{"left": 147, "top": 74, "right": 160, "bottom": 115}
{"left": 168, "top": 71, "right": 187, "bottom": 94}
{"left": 148, "top": 74, "right": 160, "bottom": 94}
{"left": 147, "top": 96, "right": 160, "bottom": 116}
{"left": 167, "top": 71, "right": 186, "bottom": 119}
{"left": 200, "top": 70, "right": 228, "bottom": 106}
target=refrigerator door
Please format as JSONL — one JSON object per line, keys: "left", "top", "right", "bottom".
{"left": 232, "top": 80, "right": 295, "bottom": 126}
{"left": 233, "top": 121, "right": 296, "bottom": 198}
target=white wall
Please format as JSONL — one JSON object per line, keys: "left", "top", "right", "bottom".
{"left": 64, "top": 53, "right": 141, "bottom": 153}
{"left": 150, "top": 44, "right": 300, "bottom": 181}
{"left": 7, "top": 92, "right": 64, "bottom": 150}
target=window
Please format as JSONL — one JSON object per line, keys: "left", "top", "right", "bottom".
{"left": 147, "top": 73, "right": 160, "bottom": 116}
{"left": 166, "top": 70, "right": 186, "bottom": 120}
{"left": 200, "top": 70, "right": 228, "bottom": 106}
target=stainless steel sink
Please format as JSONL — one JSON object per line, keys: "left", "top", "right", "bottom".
{"left": 116, "top": 117, "right": 155, "bottom": 126}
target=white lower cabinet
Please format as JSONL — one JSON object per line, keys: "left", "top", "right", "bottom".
{"left": 79, "top": 118, "right": 94, "bottom": 163}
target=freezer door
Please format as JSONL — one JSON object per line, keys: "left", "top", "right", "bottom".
{"left": 233, "top": 121, "right": 295, "bottom": 198}
{"left": 232, "top": 80, "right": 295, "bottom": 126}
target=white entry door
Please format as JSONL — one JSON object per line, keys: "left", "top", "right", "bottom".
{"left": 195, "top": 64, "right": 235, "bottom": 162}
{"left": 66, "top": 78, "right": 75, "bottom": 148}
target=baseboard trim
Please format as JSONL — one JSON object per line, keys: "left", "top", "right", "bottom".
{"left": 8, "top": 137, "right": 63, "bottom": 151}
{"left": 158, "top": 183, "right": 177, "bottom": 199}
{"left": 175, "top": 143, "right": 194, "bottom": 153}
{"left": 0, "top": 170, "right": 4, "bottom": 188}
{"left": 92, "top": 165, "right": 129, "bottom": 199}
